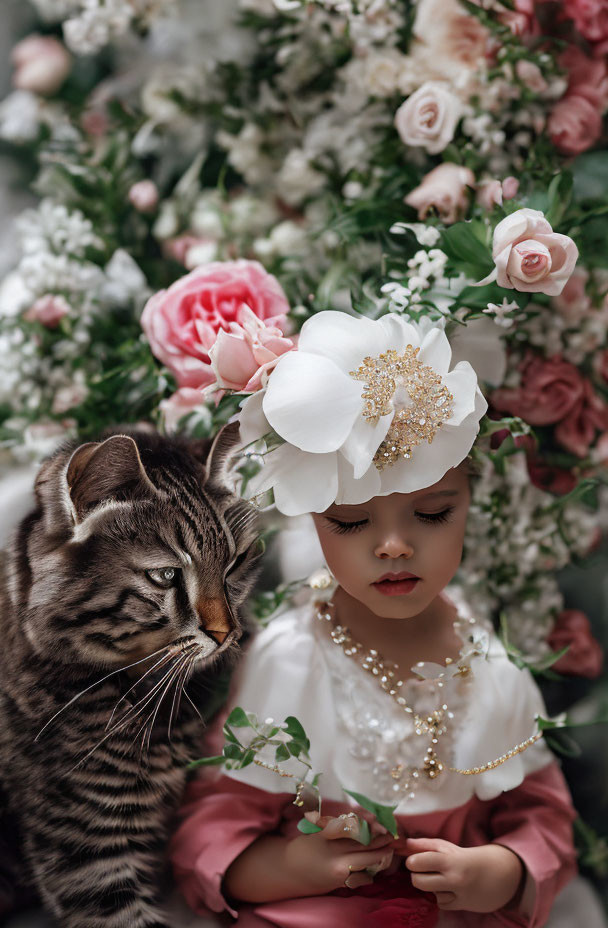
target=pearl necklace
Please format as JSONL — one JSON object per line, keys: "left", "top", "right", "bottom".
{"left": 316, "top": 601, "right": 542, "bottom": 801}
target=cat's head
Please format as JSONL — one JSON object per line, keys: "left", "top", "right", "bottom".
{"left": 17, "top": 424, "right": 261, "bottom": 670}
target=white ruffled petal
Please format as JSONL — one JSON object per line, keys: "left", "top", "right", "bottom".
{"left": 443, "top": 362, "right": 481, "bottom": 426}
{"left": 418, "top": 325, "right": 452, "bottom": 375}
{"left": 248, "top": 443, "right": 339, "bottom": 515}
{"left": 298, "top": 311, "right": 387, "bottom": 373}
{"left": 376, "top": 313, "right": 421, "bottom": 351}
{"left": 340, "top": 411, "right": 393, "bottom": 479}
{"left": 378, "top": 388, "right": 486, "bottom": 495}
{"left": 238, "top": 391, "right": 269, "bottom": 447}
{"left": 263, "top": 351, "right": 361, "bottom": 453}
{"left": 335, "top": 451, "right": 381, "bottom": 504}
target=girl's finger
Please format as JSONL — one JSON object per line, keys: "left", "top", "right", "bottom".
{"left": 406, "top": 851, "right": 445, "bottom": 873}
{"left": 346, "top": 849, "right": 394, "bottom": 872}
{"left": 410, "top": 872, "right": 449, "bottom": 893}
{"left": 405, "top": 837, "right": 453, "bottom": 854}
{"left": 343, "top": 870, "right": 374, "bottom": 890}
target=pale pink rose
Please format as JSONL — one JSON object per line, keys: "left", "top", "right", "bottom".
{"left": 552, "top": 267, "right": 591, "bottom": 323}
{"left": 141, "top": 260, "right": 290, "bottom": 389}
{"left": 12, "top": 35, "right": 71, "bottom": 96}
{"left": 51, "top": 382, "right": 88, "bottom": 415}
{"left": 492, "top": 353, "right": 585, "bottom": 425}
{"left": 502, "top": 176, "right": 519, "bottom": 200}
{"left": 209, "top": 306, "right": 295, "bottom": 392}
{"left": 128, "top": 180, "right": 159, "bottom": 213}
{"left": 548, "top": 609, "right": 603, "bottom": 678}
{"left": 515, "top": 60, "right": 548, "bottom": 93}
{"left": 563, "top": 0, "right": 608, "bottom": 44}
{"left": 548, "top": 93, "right": 602, "bottom": 156}
{"left": 405, "top": 163, "right": 474, "bottom": 224}
{"left": 491, "top": 208, "right": 578, "bottom": 295}
{"left": 394, "top": 82, "right": 461, "bottom": 155}
{"left": 163, "top": 234, "right": 217, "bottom": 269}
{"left": 476, "top": 179, "right": 503, "bottom": 210}
{"left": 23, "top": 294, "right": 70, "bottom": 328}
{"left": 160, "top": 387, "right": 206, "bottom": 432}
{"left": 555, "top": 380, "right": 608, "bottom": 457}
{"left": 81, "top": 106, "right": 109, "bottom": 138}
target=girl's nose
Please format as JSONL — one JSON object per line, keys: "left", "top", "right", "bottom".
{"left": 374, "top": 535, "right": 414, "bottom": 560}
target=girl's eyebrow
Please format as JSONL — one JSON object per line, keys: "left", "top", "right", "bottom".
{"left": 415, "top": 490, "right": 460, "bottom": 501}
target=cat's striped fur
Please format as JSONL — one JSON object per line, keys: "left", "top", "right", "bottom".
{"left": 0, "top": 424, "right": 261, "bottom": 927}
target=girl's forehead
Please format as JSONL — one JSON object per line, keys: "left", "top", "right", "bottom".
{"left": 321, "top": 478, "right": 467, "bottom": 516}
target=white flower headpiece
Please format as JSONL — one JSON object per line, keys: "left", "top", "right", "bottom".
{"left": 239, "top": 311, "right": 487, "bottom": 516}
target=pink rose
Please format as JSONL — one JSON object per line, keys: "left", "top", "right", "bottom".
{"left": 559, "top": 45, "right": 608, "bottom": 108}
{"left": 141, "top": 260, "right": 290, "bottom": 389}
{"left": 23, "top": 294, "right": 70, "bottom": 328}
{"left": 499, "top": 0, "right": 539, "bottom": 35}
{"left": 548, "top": 609, "right": 603, "bottom": 678}
{"left": 160, "top": 387, "right": 206, "bottom": 432}
{"left": 209, "top": 307, "right": 295, "bottom": 392}
{"left": 492, "top": 354, "right": 584, "bottom": 425}
{"left": 563, "top": 0, "right": 608, "bottom": 44}
{"left": 554, "top": 380, "right": 608, "bottom": 457}
{"left": 12, "top": 34, "right": 71, "bottom": 96}
{"left": 128, "top": 180, "right": 159, "bottom": 213}
{"left": 405, "top": 164, "right": 474, "bottom": 224}
{"left": 476, "top": 176, "right": 520, "bottom": 210}
{"left": 491, "top": 208, "right": 578, "bottom": 295}
{"left": 548, "top": 93, "right": 602, "bottom": 156}
{"left": 162, "top": 234, "right": 218, "bottom": 269}
{"left": 51, "top": 382, "right": 88, "bottom": 415}
{"left": 552, "top": 267, "right": 591, "bottom": 323}
{"left": 515, "top": 60, "right": 548, "bottom": 93}
{"left": 502, "top": 176, "right": 520, "bottom": 200}
{"left": 394, "top": 82, "right": 462, "bottom": 155}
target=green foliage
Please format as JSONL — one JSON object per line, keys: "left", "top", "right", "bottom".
{"left": 342, "top": 789, "right": 399, "bottom": 838}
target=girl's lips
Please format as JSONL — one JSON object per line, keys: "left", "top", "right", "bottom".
{"left": 372, "top": 578, "right": 420, "bottom": 596}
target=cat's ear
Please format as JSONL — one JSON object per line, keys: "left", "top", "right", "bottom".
{"left": 203, "top": 421, "right": 241, "bottom": 489}
{"left": 65, "top": 435, "right": 157, "bottom": 524}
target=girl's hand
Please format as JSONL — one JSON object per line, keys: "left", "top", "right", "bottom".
{"left": 284, "top": 813, "right": 394, "bottom": 894}
{"left": 405, "top": 837, "right": 524, "bottom": 912}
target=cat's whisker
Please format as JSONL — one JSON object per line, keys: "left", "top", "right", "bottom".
{"left": 136, "top": 653, "right": 192, "bottom": 762}
{"left": 105, "top": 648, "right": 177, "bottom": 732}
{"left": 168, "top": 653, "right": 197, "bottom": 743}
{"left": 174, "top": 651, "right": 205, "bottom": 725}
{"left": 34, "top": 643, "right": 174, "bottom": 743}
{"left": 68, "top": 651, "right": 193, "bottom": 773}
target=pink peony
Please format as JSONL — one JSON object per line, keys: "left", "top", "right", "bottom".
{"left": 160, "top": 387, "right": 206, "bottom": 432}
{"left": 405, "top": 163, "right": 474, "bottom": 224}
{"left": 548, "top": 93, "right": 602, "bottom": 156}
{"left": 12, "top": 34, "right": 71, "bottom": 96}
{"left": 492, "top": 354, "right": 584, "bottom": 426}
{"left": 209, "top": 306, "right": 295, "bottom": 392}
{"left": 128, "top": 180, "right": 159, "bottom": 213}
{"left": 548, "top": 609, "right": 603, "bottom": 678}
{"left": 141, "top": 260, "right": 290, "bottom": 389}
{"left": 554, "top": 380, "right": 608, "bottom": 457}
{"left": 563, "top": 0, "right": 608, "bottom": 44}
{"left": 23, "top": 294, "right": 70, "bottom": 328}
{"left": 490, "top": 208, "right": 578, "bottom": 295}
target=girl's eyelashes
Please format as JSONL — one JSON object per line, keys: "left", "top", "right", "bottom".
{"left": 324, "top": 507, "right": 456, "bottom": 533}
{"left": 415, "top": 507, "right": 455, "bottom": 525}
{"left": 325, "top": 517, "right": 368, "bottom": 535}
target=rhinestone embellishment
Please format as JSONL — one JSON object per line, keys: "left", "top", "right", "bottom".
{"left": 350, "top": 345, "right": 455, "bottom": 470}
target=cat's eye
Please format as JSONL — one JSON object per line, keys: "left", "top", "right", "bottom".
{"left": 145, "top": 567, "right": 180, "bottom": 589}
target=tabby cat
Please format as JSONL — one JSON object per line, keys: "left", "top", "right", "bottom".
{"left": 0, "top": 424, "right": 261, "bottom": 927}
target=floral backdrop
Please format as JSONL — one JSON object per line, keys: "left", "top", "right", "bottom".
{"left": 0, "top": 0, "right": 607, "bottom": 902}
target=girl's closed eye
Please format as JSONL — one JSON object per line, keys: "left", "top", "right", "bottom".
{"left": 415, "top": 506, "right": 455, "bottom": 525}
{"left": 325, "top": 517, "right": 368, "bottom": 535}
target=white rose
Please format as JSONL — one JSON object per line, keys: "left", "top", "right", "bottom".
{"left": 394, "top": 82, "right": 462, "bottom": 154}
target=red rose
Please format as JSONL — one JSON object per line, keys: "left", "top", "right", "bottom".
{"left": 492, "top": 354, "right": 584, "bottom": 426}
{"left": 141, "top": 260, "right": 290, "bottom": 389}
{"left": 554, "top": 381, "right": 608, "bottom": 457}
{"left": 548, "top": 609, "right": 603, "bottom": 678}
{"left": 526, "top": 457, "right": 578, "bottom": 495}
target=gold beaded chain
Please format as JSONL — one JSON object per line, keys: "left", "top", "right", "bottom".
{"left": 316, "top": 601, "right": 542, "bottom": 796}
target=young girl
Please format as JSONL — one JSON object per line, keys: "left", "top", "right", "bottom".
{"left": 169, "top": 311, "right": 588, "bottom": 927}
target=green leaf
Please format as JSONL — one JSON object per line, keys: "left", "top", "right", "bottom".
{"left": 226, "top": 706, "right": 253, "bottom": 728}
{"left": 343, "top": 789, "right": 399, "bottom": 838}
{"left": 545, "top": 172, "right": 573, "bottom": 227}
{"left": 542, "top": 730, "right": 582, "bottom": 758}
{"left": 297, "top": 818, "right": 323, "bottom": 835}
{"left": 275, "top": 743, "right": 290, "bottom": 763}
{"left": 358, "top": 819, "right": 372, "bottom": 847}
{"left": 283, "top": 716, "right": 311, "bottom": 752}
{"left": 572, "top": 151, "right": 608, "bottom": 203}
{"left": 187, "top": 755, "right": 225, "bottom": 769}
{"left": 530, "top": 646, "right": 569, "bottom": 674}
{"left": 440, "top": 221, "right": 493, "bottom": 276}
{"left": 223, "top": 743, "right": 244, "bottom": 761}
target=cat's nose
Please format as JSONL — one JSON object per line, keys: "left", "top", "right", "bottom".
{"left": 196, "top": 596, "right": 233, "bottom": 645}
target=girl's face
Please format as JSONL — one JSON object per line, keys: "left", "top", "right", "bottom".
{"left": 311, "top": 467, "right": 470, "bottom": 620}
